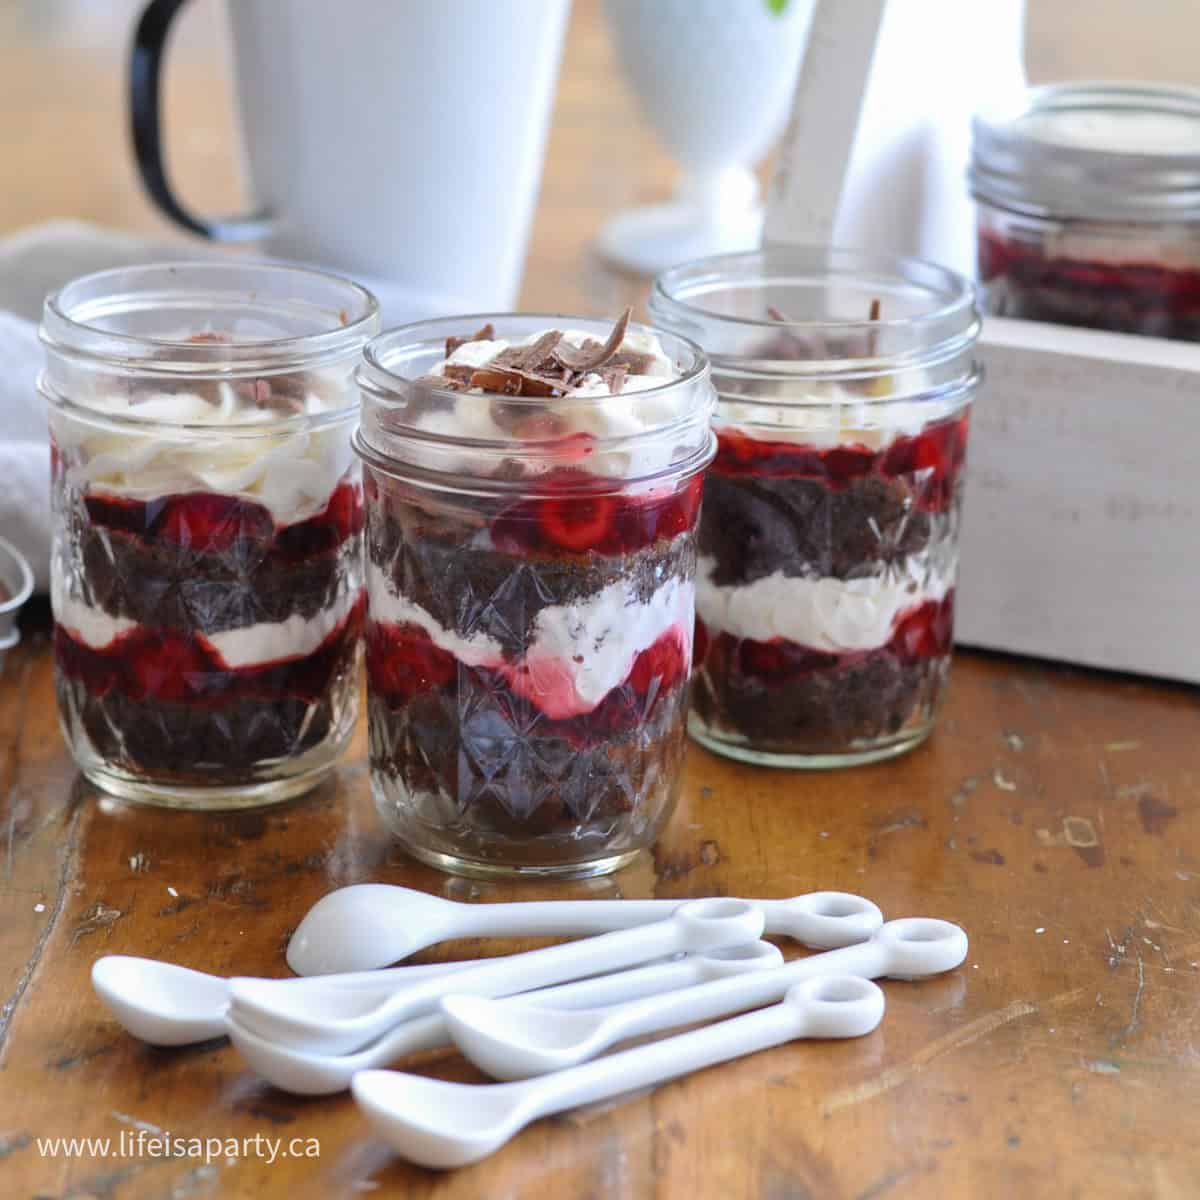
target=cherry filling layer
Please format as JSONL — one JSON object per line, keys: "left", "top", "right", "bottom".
{"left": 55, "top": 594, "right": 365, "bottom": 707}
{"left": 710, "top": 417, "right": 967, "bottom": 513}
{"left": 694, "top": 592, "right": 954, "bottom": 684}
{"left": 978, "top": 230, "right": 1200, "bottom": 324}
{"left": 82, "top": 478, "right": 364, "bottom": 562}
{"left": 366, "top": 619, "right": 690, "bottom": 747}
{"left": 463, "top": 470, "right": 702, "bottom": 558}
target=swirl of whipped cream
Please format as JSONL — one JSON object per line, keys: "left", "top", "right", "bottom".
{"left": 50, "top": 371, "right": 356, "bottom": 527}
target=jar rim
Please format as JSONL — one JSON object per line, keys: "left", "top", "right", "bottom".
{"left": 355, "top": 313, "right": 715, "bottom": 492}
{"left": 970, "top": 81, "right": 1200, "bottom": 222}
{"left": 358, "top": 311, "right": 709, "bottom": 402}
{"left": 41, "top": 260, "right": 381, "bottom": 377}
{"left": 653, "top": 248, "right": 974, "bottom": 334}
{"left": 649, "top": 247, "right": 979, "bottom": 381}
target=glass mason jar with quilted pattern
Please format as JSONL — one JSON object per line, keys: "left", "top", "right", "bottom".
{"left": 355, "top": 314, "right": 715, "bottom": 878}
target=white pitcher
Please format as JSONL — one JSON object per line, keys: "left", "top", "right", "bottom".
{"left": 130, "top": 0, "right": 571, "bottom": 313}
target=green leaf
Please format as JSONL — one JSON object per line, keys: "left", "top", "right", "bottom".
{"left": 765, "top": 0, "right": 790, "bottom": 13}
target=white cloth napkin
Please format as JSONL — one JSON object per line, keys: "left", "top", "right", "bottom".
{"left": 0, "top": 220, "right": 207, "bottom": 591}
{"left": 0, "top": 219, "right": 432, "bottom": 592}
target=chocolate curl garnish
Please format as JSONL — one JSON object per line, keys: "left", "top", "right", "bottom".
{"left": 867, "top": 297, "right": 882, "bottom": 357}
{"left": 502, "top": 330, "right": 562, "bottom": 371}
{"left": 445, "top": 322, "right": 495, "bottom": 359}
{"left": 551, "top": 307, "right": 631, "bottom": 373}
{"left": 596, "top": 364, "right": 628, "bottom": 394}
{"left": 763, "top": 304, "right": 831, "bottom": 360}
{"left": 470, "top": 366, "right": 563, "bottom": 397}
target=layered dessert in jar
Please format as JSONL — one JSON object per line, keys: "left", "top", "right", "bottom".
{"left": 41, "top": 263, "right": 380, "bottom": 808}
{"left": 355, "top": 312, "right": 715, "bottom": 876}
{"left": 971, "top": 83, "right": 1200, "bottom": 340}
{"left": 651, "top": 249, "right": 981, "bottom": 767}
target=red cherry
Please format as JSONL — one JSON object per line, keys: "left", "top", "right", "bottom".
{"left": 157, "top": 494, "right": 264, "bottom": 552}
{"left": 538, "top": 494, "right": 617, "bottom": 554}
{"left": 125, "top": 630, "right": 213, "bottom": 703}
{"left": 822, "top": 445, "right": 874, "bottom": 484}
{"left": 322, "top": 481, "right": 364, "bottom": 541}
{"left": 626, "top": 629, "right": 688, "bottom": 696}
{"left": 366, "top": 622, "right": 456, "bottom": 706}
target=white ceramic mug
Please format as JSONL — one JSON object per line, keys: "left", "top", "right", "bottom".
{"left": 130, "top": 0, "right": 571, "bottom": 311}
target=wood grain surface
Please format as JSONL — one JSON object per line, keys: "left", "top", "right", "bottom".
{"left": 1, "top": 3, "right": 1198, "bottom": 1198}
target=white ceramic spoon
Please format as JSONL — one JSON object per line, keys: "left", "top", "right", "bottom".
{"left": 225, "top": 941, "right": 783, "bottom": 1095}
{"left": 230, "top": 898, "right": 764, "bottom": 1056}
{"left": 287, "top": 883, "right": 882, "bottom": 975}
{"left": 354, "top": 975, "right": 886, "bottom": 1169}
{"left": 90, "top": 956, "right": 482, "bottom": 1047}
{"left": 443, "top": 916, "right": 967, "bottom": 1080}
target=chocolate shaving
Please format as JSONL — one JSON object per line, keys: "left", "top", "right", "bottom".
{"left": 235, "top": 376, "right": 306, "bottom": 414}
{"left": 867, "top": 296, "right": 882, "bottom": 356}
{"left": 608, "top": 349, "right": 656, "bottom": 375}
{"left": 501, "top": 330, "right": 562, "bottom": 371}
{"left": 472, "top": 366, "right": 565, "bottom": 397}
{"left": 595, "top": 364, "right": 628, "bottom": 394}
{"left": 445, "top": 322, "right": 495, "bottom": 359}
{"left": 185, "top": 331, "right": 233, "bottom": 344}
{"left": 551, "top": 307, "right": 631, "bottom": 372}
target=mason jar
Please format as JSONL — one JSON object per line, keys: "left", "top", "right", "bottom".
{"left": 971, "top": 82, "right": 1200, "bottom": 339}
{"left": 42, "top": 262, "right": 380, "bottom": 809}
{"left": 355, "top": 314, "right": 715, "bottom": 878}
{"left": 650, "top": 247, "right": 982, "bottom": 768}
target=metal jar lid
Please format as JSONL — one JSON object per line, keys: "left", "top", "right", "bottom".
{"left": 969, "top": 81, "right": 1200, "bottom": 223}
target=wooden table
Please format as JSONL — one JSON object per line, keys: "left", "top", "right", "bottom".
{"left": 2, "top": 4, "right": 1199, "bottom": 1198}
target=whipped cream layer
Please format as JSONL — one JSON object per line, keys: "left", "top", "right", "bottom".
{"left": 52, "top": 583, "right": 362, "bottom": 670}
{"left": 716, "top": 382, "right": 951, "bottom": 453}
{"left": 368, "top": 562, "right": 692, "bottom": 720}
{"left": 414, "top": 327, "right": 689, "bottom": 479}
{"left": 50, "top": 370, "right": 355, "bottom": 527}
{"left": 1042, "top": 229, "right": 1200, "bottom": 271}
{"left": 697, "top": 552, "right": 953, "bottom": 653}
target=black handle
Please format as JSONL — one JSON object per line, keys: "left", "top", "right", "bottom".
{"left": 130, "top": 0, "right": 272, "bottom": 241}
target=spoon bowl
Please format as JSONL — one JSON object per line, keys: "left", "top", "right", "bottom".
{"left": 91, "top": 955, "right": 483, "bottom": 1047}
{"left": 92, "top": 957, "right": 230, "bottom": 1046}
{"left": 355, "top": 1071, "right": 525, "bottom": 1170}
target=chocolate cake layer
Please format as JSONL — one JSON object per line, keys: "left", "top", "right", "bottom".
{"left": 699, "top": 473, "right": 940, "bottom": 586}
{"left": 369, "top": 511, "right": 695, "bottom": 660}
{"left": 692, "top": 648, "right": 946, "bottom": 751}
{"left": 58, "top": 678, "right": 347, "bottom": 776}
{"left": 368, "top": 680, "right": 687, "bottom": 852}
{"left": 983, "top": 273, "right": 1200, "bottom": 340}
{"left": 76, "top": 523, "right": 353, "bottom": 633}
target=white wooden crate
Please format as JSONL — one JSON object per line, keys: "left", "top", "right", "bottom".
{"left": 957, "top": 316, "right": 1200, "bottom": 684}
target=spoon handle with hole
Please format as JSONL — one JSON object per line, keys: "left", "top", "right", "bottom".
{"left": 581, "top": 917, "right": 965, "bottom": 1041}
{"left": 366, "top": 903, "right": 765, "bottom": 1030}
{"left": 433, "top": 895, "right": 876, "bottom": 941}
{"left": 609, "top": 941, "right": 886, "bottom": 1043}
{"left": 521, "top": 983, "right": 884, "bottom": 1126}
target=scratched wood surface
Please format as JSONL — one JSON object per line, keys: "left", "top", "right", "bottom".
{"left": 2, "top": 4, "right": 1199, "bottom": 1198}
